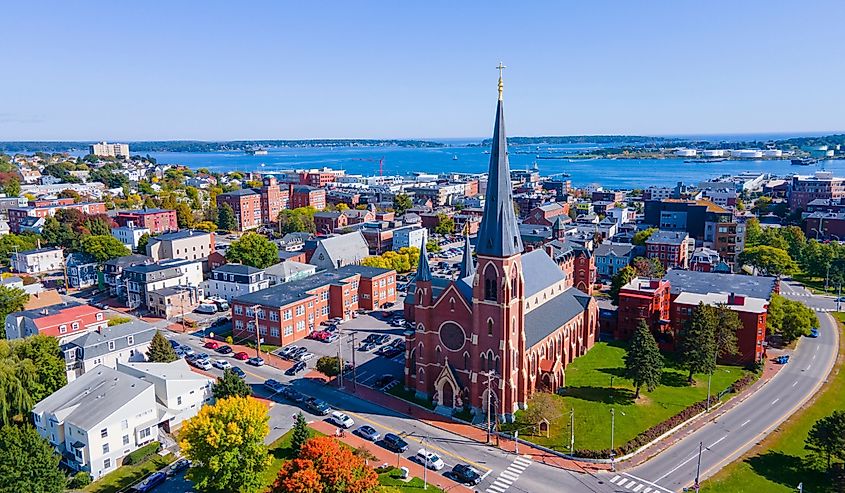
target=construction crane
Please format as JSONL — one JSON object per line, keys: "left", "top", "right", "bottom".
{"left": 352, "top": 157, "right": 385, "bottom": 176}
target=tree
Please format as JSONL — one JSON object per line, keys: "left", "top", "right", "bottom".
{"left": 433, "top": 213, "right": 455, "bottom": 235}
{"left": 0, "top": 285, "right": 29, "bottom": 337}
{"left": 425, "top": 239, "right": 441, "bottom": 253}
{"left": 213, "top": 368, "right": 252, "bottom": 400}
{"left": 1, "top": 178, "right": 20, "bottom": 198}
{"left": 679, "top": 303, "right": 717, "bottom": 383}
{"left": 393, "top": 193, "right": 413, "bottom": 215}
{"left": 0, "top": 234, "right": 40, "bottom": 266}
{"left": 713, "top": 304, "right": 741, "bottom": 359}
{"left": 58, "top": 189, "right": 81, "bottom": 203}
{"left": 744, "top": 217, "right": 763, "bottom": 247}
{"left": 0, "top": 335, "right": 66, "bottom": 425}
{"left": 805, "top": 411, "right": 845, "bottom": 469}
{"left": 194, "top": 221, "right": 218, "bottom": 233}
{"left": 80, "top": 235, "right": 130, "bottom": 262}
{"left": 217, "top": 203, "right": 238, "bottom": 231}
{"left": 609, "top": 266, "right": 637, "bottom": 305}
{"left": 632, "top": 227, "right": 657, "bottom": 246}
{"left": 136, "top": 232, "right": 151, "bottom": 255}
{"left": 0, "top": 425, "right": 65, "bottom": 493}
{"left": 277, "top": 207, "right": 317, "bottom": 235}
{"left": 226, "top": 232, "right": 279, "bottom": 269}
{"left": 624, "top": 320, "right": 664, "bottom": 398}
{"left": 291, "top": 412, "right": 310, "bottom": 456}
{"left": 273, "top": 436, "right": 379, "bottom": 493}
{"left": 521, "top": 392, "right": 561, "bottom": 428}
{"left": 315, "top": 356, "right": 341, "bottom": 378}
{"left": 767, "top": 294, "right": 818, "bottom": 342}
{"left": 738, "top": 245, "right": 797, "bottom": 277}
{"left": 146, "top": 331, "right": 178, "bottom": 363}
{"left": 176, "top": 203, "right": 195, "bottom": 229}
{"left": 632, "top": 256, "right": 664, "bottom": 278}
{"left": 181, "top": 396, "right": 270, "bottom": 493}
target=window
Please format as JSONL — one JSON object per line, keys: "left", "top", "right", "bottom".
{"left": 284, "top": 309, "right": 292, "bottom": 320}
{"left": 296, "top": 305, "right": 304, "bottom": 316}
{"left": 234, "top": 305, "right": 243, "bottom": 315}
{"left": 127, "top": 335, "right": 134, "bottom": 345}
{"left": 121, "top": 419, "right": 128, "bottom": 430}
{"left": 284, "top": 326, "right": 293, "bottom": 336}
{"left": 235, "top": 319, "right": 244, "bottom": 330}
{"left": 59, "top": 325, "right": 67, "bottom": 334}
{"left": 104, "top": 458, "right": 111, "bottom": 469}
{"left": 270, "top": 327, "right": 280, "bottom": 337}
{"left": 101, "top": 428, "right": 108, "bottom": 438}
{"left": 108, "top": 341, "right": 115, "bottom": 351}
{"left": 487, "top": 320, "right": 493, "bottom": 336}
{"left": 72, "top": 322, "right": 79, "bottom": 330}
{"left": 102, "top": 443, "right": 109, "bottom": 454}
{"left": 296, "top": 320, "right": 305, "bottom": 332}
{"left": 483, "top": 265, "right": 497, "bottom": 301}
{"left": 269, "top": 311, "right": 279, "bottom": 321}
{"left": 139, "top": 427, "right": 151, "bottom": 439}
{"left": 96, "top": 313, "right": 104, "bottom": 321}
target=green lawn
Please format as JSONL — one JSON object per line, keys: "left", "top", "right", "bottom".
{"left": 510, "top": 342, "right": 748, "bottom": 453}
{"left": 387, "top": 384, "right": 436, "bottom": 410}
{"left": 378, "top": 467, "right": 446, "bottom": 492}
{"left": 84, "top": 453, "right": 174, "bottom": 493}
{"left": 702, "top": 315, "right": 844, "bottom": 493}
{"left": 792, "top": 273, "right": 836, "bottom": 296}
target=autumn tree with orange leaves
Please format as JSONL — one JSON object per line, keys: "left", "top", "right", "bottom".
{"left": 273, "top": 435, "right": 379, "bottom": 493}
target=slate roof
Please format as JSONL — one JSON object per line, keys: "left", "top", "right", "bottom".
{"left": 61, "top": 319, "right": 156, "bottom": 360}
{"left": 264, "top": 261, "right": 316, "bottom": 278}
{"left": 213, "top": 263, "right": 264, "bottom": 276}
{"left": 149, "top": 229, "right": 212, "bottom": 241}
{"left": 646, "top": 230, "right": 689, "bottom": 245}
{"left": 404, "top": 277, "right": 453, "bottom": 305}
{"left": 594, "top": 243, "right": 635, "bottom": 258}
{"left": 524, "top": 287, "right": 592, "bottom": 348}
{"left": 19, "top": 247, "right": 62, "bottom": 256}
{"left": 663, "top": 269, "right": 777, "bottom": 300}
{"left": 458, "top": 233, "right": 475, "bottom": 279}
{"left": 31, "top": 365, "right": 153, "bottom": 430}
{"left": 315, "top": 232, "right": 369, "bottom": 268}
{"left": 104, "top": 254, "right": 152, "bottom": 269}
{"left": 219, "top": 188, "right": 259, "bottom": 197}
{"left": 522, "top": 249, "right": 566, "bottom": 298}
{"left": 415, "top": 239, "right": 432, "bottom": 282}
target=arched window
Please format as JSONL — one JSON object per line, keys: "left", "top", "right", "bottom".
{"left": 417, "top": 343, "right": 424, "bottom": 359}
{"left": 481, "top": 354, "right": 487, "bottom": 370}
{"left": 449, "top": 298, "right": 455, "bottom": 311}
{"left": 418, "top": 368, "right": 425, "bottom": 383}
{"left": 494, "top": 356, "right": 500, "bottom": 373}
{"left": 463, "top": 352, "right": 469, "bottom": 369}
{"left": 484, "top": 264, "right": 497, "bottom": 301}
{"left": 487, "top": 319, "right": 493, "bottom": 337}
{"left": 416, "top": 289, "right": 424, "bottom": 305}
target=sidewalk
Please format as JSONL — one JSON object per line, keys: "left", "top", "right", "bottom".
{"left": 335, "top": 381, "right": 609, "bottom": 474}
{"left": 308, "top": 419, "right": 473, "bottom": 493}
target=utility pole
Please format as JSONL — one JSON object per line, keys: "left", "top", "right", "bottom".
{"left": 838, "top": 282, "right": 842, "bottom": 312}
{"left": 694, "top": 441, "right": 703, "bottom": 493}
{"left": 337, "top": 330, "right": 344, "bottom": 389}
{"left": 422, "top": 436, "right": 428, "bottom": 490}
{"left": 569, "top": 408, "right": 575, "bottom": 455}
{"left": 483, "top": 370, "right": 495, "bottom": 443}
{"left": 350, "top": 332, "right": 357, "bottom": 391}
{"left": 251, "top": 304, "right": 261, "bottom": 357}
{"left": 610, "top": 408, "right": 616, "bottom": 472}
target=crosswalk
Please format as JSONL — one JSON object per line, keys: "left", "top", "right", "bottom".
{"left": 486, "top": 455, "right": 531, "bottom": 493}
{"left": 608, "top": 473, "right": 672, "bottom": 493}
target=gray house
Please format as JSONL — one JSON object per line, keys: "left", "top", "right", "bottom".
{"left": 308, "top": 231, "right": 369, "bottom": 271}
{"left": 594, "top": 243, "right": 636, "bottom": 279}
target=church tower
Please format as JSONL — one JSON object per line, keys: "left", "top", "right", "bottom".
{"left": 471, "top": 64, "right": 526, "bottom": 420}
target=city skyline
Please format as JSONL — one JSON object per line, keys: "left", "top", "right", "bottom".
{"left": 2, "top": 1, "right": 844, "bottom": 141}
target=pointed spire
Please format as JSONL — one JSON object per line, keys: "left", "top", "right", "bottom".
{"left": 458, "top": 228, "right": 475, "bottom": 279}
{"left": 415, "top": 237, "right": 432, "bottom": 283}
{"left": 476, "top": 66, "right": 523, "bottom": 258}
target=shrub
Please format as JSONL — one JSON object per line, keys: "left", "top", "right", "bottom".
{"left": 108, "top": 316, "right": 132, "bottom": 327}
{"left": 122, "top": 441, "right": 161, "bottom": 465}
{"left": 225, "top": 335, "right": 233, "bottom": 344}
{"left": 69, "top": 471, "right": 92, "bottom": 488}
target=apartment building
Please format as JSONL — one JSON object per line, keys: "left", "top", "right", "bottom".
{"left": 646, "top": 230, "right": 691, "bottom": 270}
{"left": 5, "top": 301, "right": 108, "bottom": 343}
{"left": 789, "top": 171, "right": 845, "bottom": 210}
{"left": 123, "top": 259, "right": 204, "bottom": 310}
{"left": 392, "top": 226, "right": 428, "bottom": 250}
{"left": 103, "top": 254, "right": 152, "bottom": 298}
{"left": 216, "top": 189, "right": 261, "bottom": 231}
{"left": 111, "top": 226, "right": 151, "bottom": 251}
{"left": 206, "top": 264, "right": 270, "bottom": 302}
{"left": 60, "top": 319, "right": 156, "bottom": 382}
{"left": 289, "top": 185, "right": 326, "bottom": 210}
{"left": 146, "top": 229, "right": 215, "bottom": 262}
{"left": 89, "top": 141, "right": 130, "bottom": 158}
{"left": 8, "top": 201, "right": 107, "bottom": 233}
{"left": 11, "top": 247, "right": 63, "bottom": 274}
{"left": 114, "top": 209, "right": 178, "bottom": 235}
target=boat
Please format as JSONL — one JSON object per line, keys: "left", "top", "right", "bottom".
{"left": 452, "top": 154, "right": 458, "bottom": 160}
{"left": 246, "top": 148, "right": 268, "bottom": 156}
{"left": 791, "top": 158, "right": 818, "bottom": 166}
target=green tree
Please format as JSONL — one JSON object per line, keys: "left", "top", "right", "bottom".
{"left": 217, "top": 203, "right": 238, "bottom": 231}
{"left": 624, "top": 320, "right": 664, "bottom": 398}
{"left": 425, "top": 239, "right": 441, "bottom": 253}
{"left": 315, "top": 356, "right": 341, "bottom": 378}
{"left": 0, "top": 424, "right": 66, "bottom": 493}
{"left": 713, "top": 304, "right": 741, "bottom": 359}
{"left": 213, "top": 368, "right": 252, "bottom": 400}
{"left": 1, "top": 178, "right": 20, "bottom": 198}
{"left": 277, "top": 207, "right": 317, "bottom": 235}
{"left": 291, "top": 412, "right": 310, "bottom": 456}
{"left": 146, "top": 331, "right": 178, "bottom": 363}
{"left": 0, "top": 336, "right": 66, "bottom": 425}
{"left": 805, "top": 410, "right": 845, "bottom": 469}
{"left": 632, "top": 256, "right": 664, "bottom": 278}
{"left": 632, "top": 227, "right": 657, "bottom": 246}
{"left": 0, "top": 234, "right": 40, "bottom": 266}
{"left": 80, "top": 235, "right": 130, "bottom": 262}
{"left": 433, "top": 213, "right": 455, "bottom": 235}
{"left": 176, "top": 203, "right": 195, "bottom": 229}
{"left": 226, "top": 233, "right": 278, "bottom": 268}
{"left": 136, "top": 232, "right": 151, "bottom": 255}
{"left": 766, "top": 294, "right": 818, "bottom": 342}
{"left": 393, "top": 193, "right": 413, "bottom": 215}
{"left": 679, "top": 302, "right": 717, "bottom": 383}
{"left": 744, "top": 217, "right": 763, "bottom": 247}
{"left": 737, "top": 245, "right": 797, "bottom": 276}
{"left": 194, "top": 221, "right": 218, "bottom": 233}
{"left": 180, "top": 396, "right": 271, "bottom": 493}
{"left": 609, "top": 266, "right": 637, "bottom": 305}
{"left": 0, "top": 285, "right": 29, "bottom": 338}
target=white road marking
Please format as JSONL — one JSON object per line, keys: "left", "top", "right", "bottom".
{"left": 508, "top": 463, "right": 526, "bottom": 472}
{"left": 644, "top": 488, "right": 653, "bottom": 493}
{"left": 772, "top": 398, "right": 780, "bottom": 405}
{"left": 610, "top": 475, "right": 621, "bottom": 483}
{"left": 633, "top": 484, "right": 644, "bottom": 492}
{"left": 792, "top": 381, "right": 798, "bottom": 387}
{"left": 486, "top": 484, "right": 506, "bottom": 493}
{"left": 495, "top": 476, "right": 513, "bottom": 485}
{"left": 623, "top": 473, "right": 675, "bottom": 493}
{"left": 500, "top": 470, "right": 519, "bottom": 481}
{"left": 480, "top": 469, "right": 493, "bottom": 480}
{"left": 655, "top": 436, "right": 726, "bottom": 481}
{"left": 617, "top": 479, "right": 630, "bottom": 487}
{"left": 741, "top": 419, "right": 751, "bottom": 427}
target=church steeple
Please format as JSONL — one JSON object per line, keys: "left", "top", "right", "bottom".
{"left": 458, "top": 228, "right": 475, "bottom": 279}
{"left": 476, "top": 64, "right": 523, "bottom": 258}
{"left": 415, "top": 237, "right": 432, "bottom": 282}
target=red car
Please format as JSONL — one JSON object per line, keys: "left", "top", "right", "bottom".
{"left": 204, "top": 341, "right": 220, "bottom": 350}
{"left": 233, "top": 351, "right": 249, "bottom": 361}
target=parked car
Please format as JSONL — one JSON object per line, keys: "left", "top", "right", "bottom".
{"left": 204, "top": 341, "right": 220, "bottom": 350}
{"left": 131, "top": 471, "right": 166, "bottom": 492}
{"left": 329, "top": 411, "right": 355, "bottom": 429}
{"left": 168, "top": 339, "right": 180, "bottom": 348}
{"left": 355, "top": 425, "right": 380, "bottom": 441}
{"left": 179, "top": 345, "right": 195, "bottom": 356}
{"left": 263, "top": 379, "right": 285, "bottom": 393}
{"left": 195, "top": 303, "right": 217, "bottom": 314}
{"left": 216, "top": 345, "right": 233, "bottom": 354}
{"left": 374, "top": 375, "right": 396, "bottom": 389}
{"left": 381, "top": 433, "right": 408, "bottom": 453}
{"left": 450, "top": 464, "right": 482, "bottom": 485}
{"left": 165, "top": 458, "right": 191, "bottom": 477}
{"left": 280, "top": 346, "right": 302, "bottom": 359}
{"left": 359, "top": 342, "right": 377, "bottom": 352}
{"left": 233, "top": 351, "right": 250, "bottom": 360}
{"left": 775, "top": 355, "right": 790, "bottom": 364}
{"left": 373, "top": 334, "right": 391, "bottom": 345}
{"left": 285, "top": 361, "right": 307, "bottom": 376}
{"left": 248, "top": 357, "right": 265, "bottom": 366}
{"left": 191, "top": 358, "right": 212, "bottom": 371}
{"left": 415, "top": 449, "right": 445, "bottom": 470}
{"left": 281, "top": 386, "right": 304, "bottom": 402}
{"left": 324, "top": 333, "right": 339, "bottom": 343}
{"left": 295, "top": 352, "right": 315, "bottom": 362}
{"left": 305, "top": 397, "right": 331, "bottom": 415}
{"left": 231, "top": 367, "right": 246, "bottom": 379}
{"left": 213, "top": 359, "right": 232, "bottom": 370}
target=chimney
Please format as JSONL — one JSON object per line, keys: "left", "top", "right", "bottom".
{"left": 728, "top": 293, "right": 745, "bottom": 306}
{"left": 649, "top": 279, "right": 659, "bottom": 289}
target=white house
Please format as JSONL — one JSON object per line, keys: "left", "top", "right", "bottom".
{"left": 60, "top": 319, "right": 156, "bottom": 382}
{"left": 206, "top": 263, "right": 270, "bottom": 302}
{"left": 31, "top": 366, "right": 159, "bottom": 479}
{"left": 123, "top": 259, "right": 204, "bottom": 310}
{"left": 392, "top": 226, "right": 428, "bottom": 251}
{"left": 11, "top": 247, "right": 63, "bottom": 274}
{"left": 146, "top": 230, "right": 215, "bottom": 262}
{"left": 117, "top": 359, "right": 214, "bottom": 432}
{"left": 264, "top": 261, "right": 316, "bottom": 285}
{"left": 309, "top": 231, "right": 369, "bottom": 270}
{"left": 111, "top": 226, "right": 151, "bottom": 251}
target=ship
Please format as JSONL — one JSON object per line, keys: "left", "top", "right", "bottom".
{"left": 452, "top": 154, "right": 458, "bottom": 160}
{"left": 791, "top": 158, "right": 818, "bottom": 166}
{"left": 246, "top": 148, "right": 268, "bottom": 155}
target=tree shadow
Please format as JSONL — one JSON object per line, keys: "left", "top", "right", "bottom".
{"left": 746, "top": 451, "right": 829, "bottom": 492}
{"left": 659, "top": 371, "right": 689, "bottom": 387}
{"left": 596, "top": 367, "right": 627, "bottom": 378}
{"left": 559, "top": 386, "right": 635, "bottom": 405}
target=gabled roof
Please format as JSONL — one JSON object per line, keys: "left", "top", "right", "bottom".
{"left": 213, "top": 263, "right": 264, "bottom": 276}
{"left": 524, "top": 287, "right": 592, "bottom": 348}
{"left": 522, "top": 249, "right": 566, "bottom": 298}
{"left": 62, "top": 320, "right": 156, "bottom": 360}
{"left": 458, "top": 233, "right": 475, "bottom": 279}
{"left": 316, "top": 231, "right": 369, "bottom": 268}
{"left": 594, "top": 243, "right": 635, "bottom": 258}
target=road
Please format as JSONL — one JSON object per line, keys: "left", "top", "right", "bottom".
{"left": 603, "top": 287, "right": 840, "bottom": 493}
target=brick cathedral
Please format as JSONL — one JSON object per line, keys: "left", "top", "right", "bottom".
{"left": 403, "top": 72, "right": 598, "bottom": 421}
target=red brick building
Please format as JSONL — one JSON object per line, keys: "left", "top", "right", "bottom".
{"left": 646, "top": 230, "right": 690, "bottom": 270}
{"left": 299, "top": 170, "right": 337, "bottom": 188}
{"left": 259, "top": 176, "right": 288, "bottom": 224}
{"left": 313, "top": 211, "right": 348, "bottom": 234}
{"left": 524, "top": 202, "right": 570, "bottom": 226}
{"left": 114, "top": 208, "right": 178, "bottom": 234}
{"left": 615, "top": 278, "right": 672, "bottom": 341}
{"left": 289, "top": 185, "right": 327, "bottom": 210}
{"left": 9, "top": 201, "right": 108, "bottom": 234}
{"left": 4, "top": 301, "right": 108, "bottom": 343}
{"left": 216, "top": 189, "right": 261, "bottom": 231}
{"left": 230, "top": 265, "right": 396, "bottom": 347}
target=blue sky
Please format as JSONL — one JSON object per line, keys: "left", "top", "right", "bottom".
{"left": 2, "top": 1, "right": 844, "bottom": 140}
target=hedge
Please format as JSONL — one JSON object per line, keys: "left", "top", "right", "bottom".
{"left": 122, "top": 441, "right": 161, "bottom": 465}
{"left": 572, "top": 373, "right": 757, "bottom": 459}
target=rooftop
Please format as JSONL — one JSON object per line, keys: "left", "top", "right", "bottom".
{"left": 150, "top": 229, "right": 212, "bottom": 241}
{"left": 525, "top": 287, "right": 592, "bottom": 348}
{"left": 646, "top": 230, "right": 689, "bottom": 245}
{"left": 663, "top": 269, "right": 778, "bottom": 300}
{"left": 118, "top": 208, "right": 175, "bottom": 215}
{"left": 673, "top": 291, "right": 768, "bottom": 313}
{"left": 213, "top": 263, "right": 264, "bottom": 276}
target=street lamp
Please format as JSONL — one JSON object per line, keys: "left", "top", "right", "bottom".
{"left": 609, "top": 408, "right": 625, "bottom": 471}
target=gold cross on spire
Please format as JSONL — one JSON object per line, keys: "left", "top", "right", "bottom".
{"left": 496, "top": 61, "right": 506, "bottom": 100}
